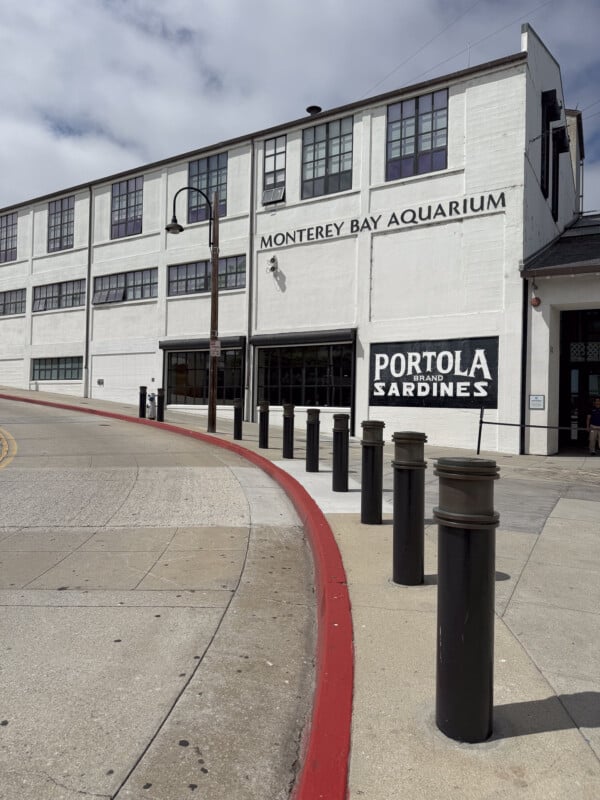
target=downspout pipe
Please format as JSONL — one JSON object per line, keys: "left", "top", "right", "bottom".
{"left": 246, "top": 138, "right": 256, "bottom": 422}
{"left": 83, "top": 186, "right": 93, "bottom": 398}
{"left": 519, "top": 274, "right": 529, "bottom": 454}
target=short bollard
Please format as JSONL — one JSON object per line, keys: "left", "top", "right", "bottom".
{"left": 282, "top": 403, "right": 295, "bottom": 459}
{"left": 433, "top": 457, "right": 500, "bottom": 743}
{"left": 233, "top": 400, "right": 243, "bottom": 440}
{"left": 392, "top": 432, "right": 427, "bottom": 585}
{"left": 360, "top": 420, "right": 385, "bottom": 524}
{"left": 156, "top": 388, "right": 165, "bottom": 422}
{"left": 258, "top": 402, "right": 269, "bottom": 449}
{"left": 139, "top": 386, "right": 147, "bottom": 419}
{"left": 306, "top": 409, "right": 320, "bottom": 472}
{"left": 332, "top": 414, "right": 349, "bottom": 492}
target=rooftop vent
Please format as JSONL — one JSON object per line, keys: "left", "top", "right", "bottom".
{"left": 306, "top": 105, "right": 322, "bottom": 116}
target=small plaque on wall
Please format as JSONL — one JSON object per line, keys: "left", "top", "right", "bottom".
{"left": 529, "top": 394, "right": 545, "bottom": 410}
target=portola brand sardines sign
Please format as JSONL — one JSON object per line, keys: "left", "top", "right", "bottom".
{"left": 370, "top": 337, "right": 498, "bottom": 408}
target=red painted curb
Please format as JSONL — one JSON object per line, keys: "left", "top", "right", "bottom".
{"left": 0, "top": 393, "right": 353, "bottom": 799}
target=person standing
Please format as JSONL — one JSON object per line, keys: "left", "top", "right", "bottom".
{"left": 586, "top": 397, "right": 600, "bottom": 455}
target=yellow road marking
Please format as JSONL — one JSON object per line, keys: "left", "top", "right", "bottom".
{"left": 0, "top": 426, "right": 18, "bottom": 470}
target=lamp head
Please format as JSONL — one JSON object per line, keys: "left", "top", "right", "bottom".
{"left": 165, "top": 216, "right": 184, "bottom": 234}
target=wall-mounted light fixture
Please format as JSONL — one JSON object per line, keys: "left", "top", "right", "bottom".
{"left": 266, "top": 255, "right": 278, "bottom": 273}
{"left": 531, "top": 281, "right": 541, "bottom": 307}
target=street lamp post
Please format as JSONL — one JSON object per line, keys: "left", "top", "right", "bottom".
{"left": 166, "top": 187, "right": 220, "bottom": 433}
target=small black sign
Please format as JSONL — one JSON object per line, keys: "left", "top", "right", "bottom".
{"left": 370, "top": 336, "right": 498, "bottom": 408}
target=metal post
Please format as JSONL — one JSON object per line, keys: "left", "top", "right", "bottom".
{"left": 282, "top": 403, "right": 295, "bottom": 459}
{"left": 258, "top": 402, "right": 269, "bottom": 449}
{"left": 139, "top": 386, "right": 147, "bottom": 419}
{"left": 233, "top": 399, "right": 243, "bottom": 440}
{"left": 156, "top": 388, "right": 165, "bottom": 422}
{"left": 332, "top": 413, "right": 349, "bottom": 492}
{"left": 392, "top": 432, "right": 427, "bottom": 585}
{"left": 434, "top": 457, "right": 500, "bottom": 743}
{"left": 477, "top": 406, "right": 484, "bottom": 455}
{"left": 306, "top": 408, "right": 320, "bottom": 472}
{"left": 360, "top": 420, "right": 385, "bottom": 524}
{"left": 207, "top": 191, "right": 220, "bottom": 433}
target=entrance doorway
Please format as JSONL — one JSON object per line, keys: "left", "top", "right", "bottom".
{"left": 559, "top": 310, "right": 600, "bottom": 449}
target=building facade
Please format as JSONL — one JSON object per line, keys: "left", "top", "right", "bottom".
{"left": 0, "top": 25, "right": 595, "bottom": 455}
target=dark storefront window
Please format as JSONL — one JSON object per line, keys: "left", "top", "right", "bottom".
{"left": 559, "top": 309, "right": 600, "bottom": 447}
{"left": 257, "top": 344, "right": 353, "bottom": 406}
{"left": 167, "top": 349, "right": 243, "bottom": 405}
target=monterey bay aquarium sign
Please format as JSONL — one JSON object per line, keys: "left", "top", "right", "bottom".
{"left": 370, "top": 337, "right": 499, "bottom": 408}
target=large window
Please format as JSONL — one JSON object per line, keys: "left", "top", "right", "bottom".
{"left": 33, "top": 279, "right": 86, "bottom": 311}
{"left": 167, "top": 349, "right": 243, "bottom": 405}
{"left": 302, "top": 117, "right": 353, "bottom": 199}
{"left": 32, "top": 356, "right": 83, "bottom": 381}
{"left": 0, "top": 288, "right": 26, "bottom": 316}
{"left": 258, "top": 344, "right": 353, "bottom": 406}
{"left": 168, "top": 255, "right": 246, "bottom": 296}
{"left": 92, "top": 268, "right": 157, "bottom": 304}
{"left": 263, "top": 136, "right": 286, "bottom": 204}
{"left": 0, "top": 212, "right": 17, "bottom": 263}
{"left": 188, "top": 154, "right": 228, "bottom": 223}
{"left": 386, "top": 89, "right": 448, "bottom": 181}
{"left": 48, "top": 196, "right": 75, "bottom": 252}
{"left": 111, "top": 177, "right": 143, "bottom": 239}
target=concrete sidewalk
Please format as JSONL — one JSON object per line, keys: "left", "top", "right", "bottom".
{"left": 2, "top": 388, "right": 599, "bottom": 798}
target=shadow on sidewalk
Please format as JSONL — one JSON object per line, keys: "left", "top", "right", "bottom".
{"left": 492, "top": 692, "right": 600, "bottom": 739}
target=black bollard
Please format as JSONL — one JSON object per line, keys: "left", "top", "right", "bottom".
{"left": 360, "top": 420, "right": 385, "bottom": 524}
{"left": 233, "top": 399, "right": 243, "bottom": 440}
{"left": 156, "top": 388, "right": 165, "bottom": 422}
{"left": 139, "top": 386, "right": 147, "bottom": 419}
{"left": 306, "top": 408, "right": 320, "bottom": 472}
{"left": 433, "top": 457, "right": 500, "bottom": 743}
{"left": 392, "top": 432, "right": 427, "bottom": 585}
{"left": 258, "top": 402, "right": 269, "bottom": 449}
{"left": 332, "top": 414, "right": 349, "bottom": 492}
{"left": 282, "top": 403, "right": 295, "bottom": 459}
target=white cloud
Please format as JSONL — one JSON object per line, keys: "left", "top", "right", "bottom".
{"left": 0, "top": 0, "right": 599, "bottom": 210}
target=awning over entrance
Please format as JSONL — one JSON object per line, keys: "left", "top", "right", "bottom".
{"left": 522, "top": 213, "right": 600, "bottom": 278}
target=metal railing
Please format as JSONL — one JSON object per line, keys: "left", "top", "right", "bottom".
{"left": 476, "top": 407, "right": 588, "bottom": 454}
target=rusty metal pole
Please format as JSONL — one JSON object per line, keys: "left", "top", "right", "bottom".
{"left": 207, "top": 190, "right": 219, "bottom": 433}
{"left": 434, "top": 457, "right": 500, "bottom": 743}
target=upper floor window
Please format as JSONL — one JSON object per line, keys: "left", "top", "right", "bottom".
{"left": 92, "top": 268, "right": 158, "bottom": 304}
{"left": 263, "top": 136, "right": 286, "bottom": 204}
{"left": 0, "top": 288, "right": 26, "bottom": 316}
{"left": 111, "top": 177, "right": 143, "bottom": 239}
{"left": 168, "top": 255, "right": 246, "bottom": 296}
{"left": 386, "top": 89, "right": 448, "bottom": 181}
{"left": 32, "top": 279, "right": 86, "bottom": 312}
{"left": 302, "top": 117, "right": 353, "bottom": 199}
{"left": 0, "top": 212, "right": 17, "bottom": 263}
{"left": 48, "top": 196, "right": 75, "bottom": 252}
{"left": 188, "top": 154, "right": 228, "bottom": 223}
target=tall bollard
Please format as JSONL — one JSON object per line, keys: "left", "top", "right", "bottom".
{"left": 233, "top": 399, "right": 243, "bottom": 440}
{"left": 332, "top": 413, "right": 349, "bottom": 492}
{"left": 156, "top": 388, "right": 165, "bottom": 422}
{"left": 306, "top": 409, "right": 320, "bottom": 472}
{"left": 392, "top": 432, "right": 427, "bottom": 585}
{"left": 282, "top": 403, "right": 295, "bottom": 459}
{"left": 139, "top": 386, "right": 147, "bottom": 419}
{"left": 258, "top": 402, "right": 269, "bottom": 449}
{"left": 360, "top": 420, "right": 385, "bottom": 524}
{"left": 434, "top": 457, "right": 500, "bottom": 743}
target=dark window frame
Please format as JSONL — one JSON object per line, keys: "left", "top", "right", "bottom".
{"left": 0, "top": 288, "right": 26, "bottom": 316}
{"left": 48, "top": 196, "right": 75, "bottom": 252}
{"left": 111, "top": 176, "right": 143, "bottom": 239}
{"left": 263, "top": 135, "right": 286, "bottom": 204}
{"left": 0, "top": 212, "right": 17, "bottom": 263}
{"left": 541, "top": 90, "right": 562, "bottom": 199}
{"left": 32, "top": 279, "right": 86, "bottom": 312}
{"left": 167, "top": 255, "right": 246, "bottom": 296}
{"left": 188, "top": 154, "right": 228, "bottom": 223}
{"left": 302, "top": 116, "right": 353, "bottom": 199}
{"left": 32, "top": 356, "right": 83, "bottom": 381}
{"left": 92, "top": 268, "right": 158, "bottom": 305}
{"left": 167, "top": 348, "right": 243, "bottom": 405}
{"left": 386, "top": 89, "right": 448, "bottom": 182}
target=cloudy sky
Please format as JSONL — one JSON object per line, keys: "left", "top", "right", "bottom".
{"left": 1, "top": 0, "right": 599, "bottom": 211}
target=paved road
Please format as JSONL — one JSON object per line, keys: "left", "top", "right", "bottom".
{"left": 0, "top": 401, "right": 315, "bottom": 800}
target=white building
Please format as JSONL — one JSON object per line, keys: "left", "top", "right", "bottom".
{"left": 0, "top": 24, "right": 596, "bottom": 455}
